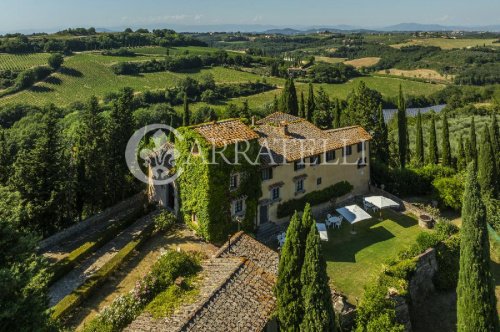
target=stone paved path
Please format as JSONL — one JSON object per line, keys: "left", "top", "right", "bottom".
{"left": 48, "top": 211, "right": 157, "bottom": 307}
{"left": 42, "top": 204, "right": 142, "bottom": 263}
{"left": 67, "top": 227, "right": 218, "bottom": 331}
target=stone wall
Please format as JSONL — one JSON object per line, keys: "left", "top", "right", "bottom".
{"left": 39, "top": 192, "right": 145, "bottom": 252}
{"left": 369, "top": 185, "right": 439, "bottom": 220}
{"left": 392, "top": 248, "right": 439, "bottom": 331}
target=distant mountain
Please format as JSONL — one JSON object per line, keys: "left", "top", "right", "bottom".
{"left": 382, "top": 23, "right": 500, "bottom": 32}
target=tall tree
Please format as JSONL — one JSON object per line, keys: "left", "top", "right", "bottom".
{"left": 469, "top": 117, "right": 478, "bottom": 164}
{"left": 415, "top": 110, "right": 424, "bottom": 165}
{"left": 441, "top": 110, "right": 452, "bottom": 167}
{"left": 300, "top": 203, "right": 314, "bottom": 244}
{"left": 104, "top": 88, "right": 135, "bottom": 206}
{"left": 0, "top": 220, "right": 52, "bottom": 330}
{"left": 312, "top": 87, "right": 331, "bottom": 128}
{"left": 345, "top": 81, "right": 382, "bottom": 132}
{"left": 273, "top": 94, "right": 279, "bottom": 113}
{"left": 457, "top": 164, "right": 498, "bottom": 332}
{"left": 397, "top": 85, "right": 408, "bottom": 168}
{"left": 0, "top": 129, "right": 9, "bottom": 185}
{"left": 478, "top": 125, "right": 498, "bottom": 199}
{"left": 491, "top": 113, "right": 499, "bottom": 168}
{"left": 11, "top": 106, "right": 66, "bottom": 235}
{"left": 306, "top": 83, "right": 315, "bottom": 122}
{"left": 428, "top": 113, "right": 439, "bottom": 165}
{"left": 300, "top": 220, "right": 336, "bottom": 332}
{"left": 75, "top": 96, "right": 106, "bottom": 216}
{"left": 332, "top": 98, "right": 341, "bottom": 129}
{"left": 299, "top": 91, "right": 306, "bottom": 118}
{"left": 182, "top": 93, "right": 190, "bottom": 126}
{"left": 372, "top": 104, "right": 389, "bottom": 164}
{"left": 457, "top": 135, "right": 467, "bottom": 171}
{"left": 276, "top": 212, "right": 304, "bottom": 330}
{"left": 280, "top": 78, "right": 299, "bottom": 116}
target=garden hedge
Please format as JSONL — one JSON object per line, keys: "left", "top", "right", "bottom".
{"left": 48, "top": 206, "right": 147, "bottom": 285}
{"left": 277, "top": 181, "right": 353, "bottom": 218}
{"left": 51, "top": 221, "right": 155, "bottom": 320}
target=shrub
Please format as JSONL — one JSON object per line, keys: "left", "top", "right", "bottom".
{"left": 277, "top": 181, "right": 353, "bottom": 218}
{"left": 153, "top": 210, "right": 177, "bottom": 233}
{"left": 81, "top": 250, "right": 200, "bottom": 332}
{"left": 111, "top": 62, "right": 139, "bottom": 75}
{"left": 151, "top": 251, "right": 200, "bottom": 289}
{"left": 432, "top": 173, "right": 465, "bottom": 210}
{"left": 433, "top": 235, "right": 460, "bottom": 290}
{"left": 48, "top": 53, "right": 64, "bottom": 69}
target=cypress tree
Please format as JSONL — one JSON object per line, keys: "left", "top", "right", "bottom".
{"left": 299, "top": 91, "right": 306, "bottom": 118}
{"left": 428, "top": 113, "right": 439, "bottom": 164}
{"left": 306, "top": 83, "right": 315, "bottom": 121}
{"left": 273, "top": 94, "right": 279, "bottom": 113}
{"left": 0, "top": 129, "right": 9, "bottom": 185}
{"left": 478, "top": 125, "right": 498, "bottom": 199}
{"left": 300, "top": 203, "right": 314, "bottom": 243}
{"left": 457, "top": 164, "right": 499, "bottom": 332}
{"left": 457, "top": 135, "right": 466, "bottom": 171}
{"left": 415, "top": 110, "right": 424, "bottom": 165}
{"left": 280, "top": 78, "right": 299, "bottom": 116}
{"left": 332, "top": 98, "right": 341, "bottom": 129}
{"left": 441, "top": 110, "right": 452, "bottom": 167}
{"left": 276, "top": 211, "right": 304, "bottom": 329}
{"left": 104, "top": 88, "right": 135, "bottom": 205}
{"left": 491, "top": 113, "right": 499, "bottom": 168}
{"left": 469, "top": 117, "right": 478, "bottom": 164}
{"left": 76, "top": 96, "right": 106, "bottom": 215}
{"left": 300, "top": 221, "right": 336, "bottom": 332}
{"left": 397, "top": 85, "right": 407, "bottom": 168}
{"left": 464, "top": 137, "right": 472, "bottom": 164}
{"left": 373, "top": 104, "right": 389, "bottom": 164}
{"left": 183, "top": 93, "right": 190, "bottom": 126}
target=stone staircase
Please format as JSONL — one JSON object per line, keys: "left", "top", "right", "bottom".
{"left": 255, "top": 221, "right": 288, "bottom": 246}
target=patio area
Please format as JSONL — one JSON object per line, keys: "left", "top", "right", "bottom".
{"left": 320, "top": 208, "right": 425, "bottom": 303}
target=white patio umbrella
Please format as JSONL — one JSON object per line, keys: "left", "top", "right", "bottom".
{"left": 364, "top": 196, "right": 400, "bottom": 218}
{"left": 336, "top": 204, "right": 372, "bottom": 234}
{"left": 316, "top": 223, "right": 328, "bottom": 241}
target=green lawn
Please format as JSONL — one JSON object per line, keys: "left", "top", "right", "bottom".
{"left": 322, "top": 209, "right": 424, "bottom": 303}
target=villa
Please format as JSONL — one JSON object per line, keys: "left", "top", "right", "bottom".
{"left": 148, "top": 112, "right": 372, "bottom": 242}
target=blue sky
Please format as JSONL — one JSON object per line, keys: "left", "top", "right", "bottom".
{"left": 0, "top": 0, "right": 499, "bottom": 32}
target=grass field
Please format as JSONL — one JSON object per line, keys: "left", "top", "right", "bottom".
{"left": 322, "top": 209, "right": 424, "bottom": 302}
{"left": 315, "top": 56, "right": 346, "bottom": 64}
{"left": 344, "top": 57, "right": 381, "bottom": 68}
{"left": 0, "top": 53, "right": 51, "bottom": 71}
{"left": 377, "top": 68, "right": 454, "bottom": 83}
{"left": 391, "top": 38, "right": 499, "bottom": 50}
{"left": 0, "top": 53, "right": 281, "bottom": 107}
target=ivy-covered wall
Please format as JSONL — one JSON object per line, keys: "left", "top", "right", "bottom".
{"left": 176, "top": 124, "right": 261, "bottom": 243}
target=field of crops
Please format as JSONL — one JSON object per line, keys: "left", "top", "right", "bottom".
{"left": 0, "top": 53, "right": 51, "bottom": 71}
{"left": 377, "top": 68, "right": 454, "bottom": 82}
{"left": 391, "top": 38, "right": 499, "bottom": 49}
{"left": 0, "top": 53, "right": 281, "bottom": 107}
{"left": 344, "top": 57, "right": 381, "bottom": 68}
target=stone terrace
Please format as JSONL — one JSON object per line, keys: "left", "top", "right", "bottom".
{"left": 125, "top": 232, "right": 278, "bottom": 332}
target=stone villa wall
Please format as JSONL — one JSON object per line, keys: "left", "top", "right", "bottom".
{"left": 39, "top": 192, "right": 145, "bottom": 252}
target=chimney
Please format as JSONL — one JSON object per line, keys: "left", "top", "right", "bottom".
{"left": 279, "top": 121, "right": 289, "bottom": 137}
{"left": 251, "top": 116, "right": 256, "bottom": 126}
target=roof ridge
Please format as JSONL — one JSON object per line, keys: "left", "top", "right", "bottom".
{"left": 324, "top": 125, "right": 362, "bottom": 132}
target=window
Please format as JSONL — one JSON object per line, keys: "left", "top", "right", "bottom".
{"left": 343, "top": 145, "right": 352, "bottom": 156}
{"left": 357, "top": 157, "right": 368, "bottom": 169}
{"left": 326, "top": 150, "right": 336, "bottom": 162}
{"left": 295, "top": 179, "right": 304, "bottom": 193}
{"left": 261, "top": 168, "right": 273, "bottom": 181}
{"left": 234, "top": 199, "right": 244, "bottom": 214}
{"left": 230, "top": 174, "right": 238, "bottom": 190}
{"left": 294, "top": 159, "right": 306, "bottom": 171}
{"left": 357, "top": 142, "right": 364, "bottom": 153}
{"left": 271, "top": 187, "right": 280, "bottom": 200}
{"left": 310, "top": 155, "right": 321, "bottom": 166}
{"left": 191, "top": 213, "right": 198, "bottom": 225}
{"left": 317, "top": 177, "right": 322, "bottom": 185}
{"left": 191, "top": 143, "right": 199, "bottom": 156}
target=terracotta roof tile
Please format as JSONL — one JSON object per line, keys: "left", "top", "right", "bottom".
{"left": 255, "top": 113, "right": 372, "bottom": 165}
{"left": 192, "top": 119, "right": 259, "bottom": 148}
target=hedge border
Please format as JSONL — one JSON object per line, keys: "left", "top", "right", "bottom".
{"left": 51, "top": 220, "right": 155, "bottom": 320}
{"left": 48, "top": 206, "right": 147, "bottom": 286}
